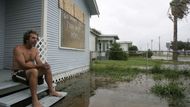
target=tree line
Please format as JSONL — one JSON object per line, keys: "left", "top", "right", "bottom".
{"left": 170, "top": 41, "right": 190, "bottom": 50}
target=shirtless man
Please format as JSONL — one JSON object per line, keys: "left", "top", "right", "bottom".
{"left": 12, "top": 30, "right": 61, "bottom": 107}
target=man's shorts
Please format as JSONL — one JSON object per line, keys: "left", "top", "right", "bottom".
{"left": 12, "top": 70, "right": 44, "bottom": 85}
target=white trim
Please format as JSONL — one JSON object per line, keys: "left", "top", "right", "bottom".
{"left": 42, "top": 0, "right": 48, "bottom": 41}
{"left": 52, "top": 66, "right": 89, "bottom": 83}
{"left": 59, "top": 46, "right": 85, "bottom": 51}
{"left": 58, "top": 9, "right": 62, "bottom": 48}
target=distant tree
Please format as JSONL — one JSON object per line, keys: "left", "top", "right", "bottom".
{"left": 128, "top": 45, "right": 138, "bottom": 56}
{"left": 108, "top": 43, "right": 128, "bottom": 60}
{"left": 185, "top": 41, "right": 190, "bottom": 50}
{"left": 168, "top": 0, "right": 190, "bottom": 61}
{"left": 129, "top": 45, "right": 138, "bottom": 52}
{"left": 171, "top": 41, "right": 190, "bottom": 50}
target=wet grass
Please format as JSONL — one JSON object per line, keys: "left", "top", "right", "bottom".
{"left": 91, "top": 57, "right": 190, "bottom": 82}
{"left": 149, "top": 65, "right": 190, "bottom": 107}
{"left": 151, "top": 82, "right": 185, "bottom": 99}
{"left": 151, "top": 65, "right": 190, "bottom": 81}
{"left": 91, "top": 57, "right": 162, "bottom": 68}
{"left": 91, "top": 60, "right": 144, "bottom": 82}
{"left": 150, "top": 82, "right": 187, "bottom": 107}
{"left": 91, "top": 58, "right": 190, "bottom": 107}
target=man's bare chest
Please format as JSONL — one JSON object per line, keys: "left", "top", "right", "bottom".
{"left": 22, "top": 50, "right": 36, "bottom": 62}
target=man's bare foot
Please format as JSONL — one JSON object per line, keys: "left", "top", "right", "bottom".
{"left": 32, "top": 101, "right": 42, "bottom": 107}
{"left": 49, "top": 91, "right": 62, "bottom": 97}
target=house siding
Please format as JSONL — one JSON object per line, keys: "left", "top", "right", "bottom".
{"left": 47, "top": 0, "right": 91, "bottom": 74}
{"left": 0, "top": 0, "right": 5, "bottom": 69}
{"left": 4, "top": 0, "right": 42, "bottom": 69}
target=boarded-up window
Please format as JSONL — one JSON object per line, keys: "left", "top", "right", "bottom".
{"left": 59, "top": 0, "right": 85, "bottom": 49}
{"left": 60, "top": 10, "right": 85, "bottom": 49}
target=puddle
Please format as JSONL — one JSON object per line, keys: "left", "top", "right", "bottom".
{"left": 53, "top": 72, "right": 190, "bottom": 107}
{"left": 89, "top": 74, "right": 168, "bottom": 107}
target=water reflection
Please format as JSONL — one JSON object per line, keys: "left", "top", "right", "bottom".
{"left": 52, "top": 72, "right": 190, "bottom": 107}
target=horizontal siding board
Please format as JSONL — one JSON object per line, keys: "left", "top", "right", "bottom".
{"left": 4, "top": 0, "right": 42, "bottom": 69}
{"left": 0, "top": 0, "right": 5, "bottom": 69}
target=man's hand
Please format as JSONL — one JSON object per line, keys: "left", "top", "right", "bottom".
{"left": 37, "top": 62, "right": 50, "bottom": 70}
{"left": 43, "top": 62, "right": 50, "bottom": 70}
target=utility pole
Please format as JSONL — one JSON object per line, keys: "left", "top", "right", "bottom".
{"left": 158, "top": 36, "right": 161, "bottom": 56}
{"left": 151, "top": 39, "right": 153, "bottom": 51}
{"left": 159, "top": 36, "right": 161, "bottom": 52}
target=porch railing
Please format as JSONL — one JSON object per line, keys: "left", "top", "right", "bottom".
{"left": 36, "top": 37, "right": 47, "bottom": 63}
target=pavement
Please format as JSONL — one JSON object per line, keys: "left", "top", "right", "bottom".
{"left": 0, "top": 69, "right": 12, "bottom": 82}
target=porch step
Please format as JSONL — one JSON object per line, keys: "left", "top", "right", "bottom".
{"left": 0, "top": 85, "right": 48, "bottom": 107}
{"left": 26, "top": 92, "right": 67, "bottom": 107}
{"left": 0, "top": 81, "right": 28, "bottom": 97}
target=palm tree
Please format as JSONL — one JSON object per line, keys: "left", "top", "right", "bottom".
{"left": 168, "top": 0, "right": 190, "bottom": 61}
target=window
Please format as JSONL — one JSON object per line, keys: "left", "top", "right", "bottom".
{"left": 59, "top": 0, "right": 85, "bottom": 49}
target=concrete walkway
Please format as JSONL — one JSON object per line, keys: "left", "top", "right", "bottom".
{"left": 0, "top": 70, "right": 12, "bottom": 82}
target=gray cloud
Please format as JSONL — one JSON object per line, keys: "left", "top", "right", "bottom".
{"left": 90, "top": 0, "right": 190, "bottom": 50}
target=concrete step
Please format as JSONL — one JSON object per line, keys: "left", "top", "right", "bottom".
{"left": 0, "top": 81, "right": 28, "bottom": 97}
{"left": 0, "top": 85, "right": 48, "bottom": 107}
{"left": 26, "top": 92, "right": 67, "bottom": 107}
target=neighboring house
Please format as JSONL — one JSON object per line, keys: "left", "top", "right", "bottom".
{"left": 97, "top": 34, "right": 119, "bottom": 59}
{"left": 0, "top": 0, "right": 99, "bottom": 81}
{"left": 117, "top": 41, "right": 132, "bottom": 52}
{"left": 89, "top": 28, "right": 119, "bottom": 60}
{"left": 89, "top": 28, "right": 101, "bottom": 60}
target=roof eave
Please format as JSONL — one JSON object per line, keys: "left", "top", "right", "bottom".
{"left": 85, "top": 0, "right": 100, "bottom": 15}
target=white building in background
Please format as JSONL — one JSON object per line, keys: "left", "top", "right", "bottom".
{"left": 89, "top": 28, "right": 100, "bottom": 60}
{"left": 90, "top": 28, "right": 119, "bottom": 60}
{"left": 117, "top": 41, "right": 132, "bottom": 52}
{"left": 97, "top": 34, "right": 119, "bottom": 59}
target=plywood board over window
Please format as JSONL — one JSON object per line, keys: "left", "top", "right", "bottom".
{"left": 74, "top": 5, "right": 84, "bottom": 23}
{"left": 59, "top": 0, "right": 74, "bottom": 15}
{"left": 61, "top": 10, "right": 85, "bottom": 49}
{"left": 59, "top": 0, "right": 85, "bottom": 49}
{"left": 59, "top": 0, "right": 84, "bottom": 23}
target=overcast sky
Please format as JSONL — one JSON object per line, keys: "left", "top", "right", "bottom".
{"left": 90, "top": 0, "right": 190, "bottom": 51}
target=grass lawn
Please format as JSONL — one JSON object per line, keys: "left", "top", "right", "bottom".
{"left": 91, "top": 56, "right": 190, "bottom": 104}
{"left": 91, "top": 56, "right": 190, "bottom": 81}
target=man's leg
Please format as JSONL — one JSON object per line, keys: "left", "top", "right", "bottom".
{"left": 26, "top": 69, "right": 42, "bottom": 107}
{"left": 43, "top": 69, "right": 61, "bottom": 96}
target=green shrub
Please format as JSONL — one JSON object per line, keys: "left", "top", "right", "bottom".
{"left": 147, "top": 49, "right": 153, "bottom": 58}
{"left": 142, "top": 49, "right": 153, "bottom": 58}
{"left": 108, "top": 43, "right": 128, "bottom": 60}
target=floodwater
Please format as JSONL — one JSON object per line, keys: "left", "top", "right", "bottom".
{"left": 53, "top": 72, "right": 190, "bottom": 107}
{"left": 89, "top": 74, "right": 168, "bottom": 107}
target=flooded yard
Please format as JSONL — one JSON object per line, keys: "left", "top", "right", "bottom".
{"left": 53, "top": 72, "right": 190, "bottom": 107}
{"left": 52, "top": 58, "right": 190, "bottom": 107}
{"left": 89, "top": 74, "right": 168, "bottom": 107}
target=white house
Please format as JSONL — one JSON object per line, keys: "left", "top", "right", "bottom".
{"left": 117, "top": 41, "right": 132, "bottom": 52}
{"left": 89, "top": 28, "right": 101, "bottom": 59}
{"left": 90, "top": 28, "right": 119, "bottom": 59}
{"left": 0, "top": 0, "right": 99, "bottom": 82}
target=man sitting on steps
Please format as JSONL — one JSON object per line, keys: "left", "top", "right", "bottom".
{"left": 12, "top": 30, "right": 62, "bottom": 107}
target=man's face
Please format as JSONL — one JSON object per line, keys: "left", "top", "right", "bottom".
{"left": 28, "top": 33, "right": 38, "bottom": 47}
